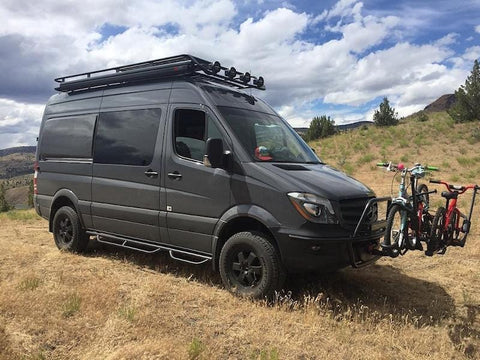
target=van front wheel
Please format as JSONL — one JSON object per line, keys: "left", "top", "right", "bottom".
{"left": 219, "top": 231, "right": 284, "bottom": 299}
{"left": 52, "top": 206, "right": 89, "bottom": 253}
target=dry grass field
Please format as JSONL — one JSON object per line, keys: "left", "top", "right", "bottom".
{"left": 1, "top": 113, "right": 479, "bottom": 359}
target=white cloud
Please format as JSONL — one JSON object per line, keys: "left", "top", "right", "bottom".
{"left": 0, "top": 99, "right": 43, "bottom": 148}
{"left": 0, "top": 0, "right": 474, "bottom": 148}
{"left": 475, "top": 25, "right": 480, "bottom": 33}
{"left": 327, "top": 0, "right": 362, "bottom": 20}
{"left": 434, "top": 33, "right": 458, "bottom": 47}
{"left": 463, "top": 46, "right": 480, "bottom": 62}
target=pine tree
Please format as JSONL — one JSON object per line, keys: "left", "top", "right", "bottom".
{"left": 448, "top": 59, "right": 480, "bottom": 123}
{"left": 28, "top": 179, "right": 34, "bottom": 208}
{"left": 305, "top": 115, "right": 336, "bottom": 141}
{"left": 0, "top": 183, "right": 10, "bottom": 212}
{"left": 373, "top": 97, "right": 398, "bottom": 126}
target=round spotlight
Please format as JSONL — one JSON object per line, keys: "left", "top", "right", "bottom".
{"left": 254, "top": 76, "right": 264, "bottom": 88}
{"left": 211, "top": 61, "right": 221, "bottom": 74}
{"left": 240, "top": 72, "right": 251, "bottom": 84}
{"left": 225, "top": 67, "right": 237, "bottom": 79}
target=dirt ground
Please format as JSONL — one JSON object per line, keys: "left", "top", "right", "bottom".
{"left": 0, "top": 204, "right": 479, "bottom": 360}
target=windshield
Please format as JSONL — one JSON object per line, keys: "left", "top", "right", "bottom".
{"left": 218, "top": 107, "right": 321, "bottom": 163}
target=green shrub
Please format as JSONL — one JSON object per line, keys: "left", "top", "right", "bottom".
{"left": 62, "top": 293, "right": 81, "bottom": 318}
{"left": 416, "top": 111, "right": 428, "bottom": 122}
{"left": 188, "top": 338, "right": 205, "bottom": 360}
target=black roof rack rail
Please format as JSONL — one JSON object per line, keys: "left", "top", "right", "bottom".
{"left": 54, "top": 54, "right": 265, "bottom": 92}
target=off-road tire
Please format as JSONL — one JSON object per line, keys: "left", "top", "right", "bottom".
{"left": 219, "top": 231, "right": 285, "bottom": 299}
{"left": 52, "top": 206, "right": 89, "bottom": 253}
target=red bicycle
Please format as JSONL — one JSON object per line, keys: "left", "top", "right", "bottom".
{"left": 426, "top": 180, "right": 479, "bottom": 256}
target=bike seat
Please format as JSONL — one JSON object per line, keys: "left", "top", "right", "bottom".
{"left": 441, "top": 191, "right": 458, "bottom": 200}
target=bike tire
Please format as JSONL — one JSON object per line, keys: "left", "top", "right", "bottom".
{"left": 384, "top": 204, "right": 408, "bottom": 255}
{"left": 417, "top": 183, "right": 430, "bottom": 208}
{"left": 426, "top": 206, "right": 446, "bottom": 256}
{"left": 446, "top": 211, "right": 458, "bottom": 245}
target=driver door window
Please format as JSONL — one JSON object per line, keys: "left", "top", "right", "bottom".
{"left": 173, "top": 109, "right": 222, "bottom": 162}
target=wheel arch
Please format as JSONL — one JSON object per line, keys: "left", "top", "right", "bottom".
{"left": 211, "top": 205, "right": 281, "bottom": 271}
{"left": 49, "top": 189, "right": 84, "bottom": 232}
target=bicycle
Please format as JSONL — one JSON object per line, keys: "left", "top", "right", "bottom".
{"left": 426, "top": 180, "right": 480, "bottom": 256}
{"left": 377, "top": 162, "right": 438, "bottom": 257}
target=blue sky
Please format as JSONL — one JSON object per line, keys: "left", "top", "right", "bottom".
{"left": 0, "top": 0, "right": 479, "bottom": 149}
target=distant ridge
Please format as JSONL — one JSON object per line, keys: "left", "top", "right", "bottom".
{"left": 0, "top": 146, "right": 36, "bottom": 179}
{"left": 0, "top": 146, "right": 36, "bottom": 157}
{"left": 424, "top": 94, "right": 456, "bottom": 112}
{"left": 336, "top": 121, "right": 373, "bottom": 131}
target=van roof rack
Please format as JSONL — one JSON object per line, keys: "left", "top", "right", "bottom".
{"left": 54, "top": 54, "right": 265, "bottom": 92}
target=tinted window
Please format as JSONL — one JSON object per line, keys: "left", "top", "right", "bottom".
{"left": 94, "top": 109, "right": 161, "bottom": 165}
{"left": 174, "top": 109, "right": 222, "bottom": 162}
{"left": 40, "top": 114, "right": 96, "bottom": 159}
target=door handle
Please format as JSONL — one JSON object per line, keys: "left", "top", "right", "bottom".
{"left": 144, "top": 169, "right": 159, "bottom": 178}
{"left": 167, "top": 171, "right": 182, "bottom": 180}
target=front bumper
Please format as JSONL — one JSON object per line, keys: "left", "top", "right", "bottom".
{"left": 275, "top": 196, "right": 390, "bottom": 272}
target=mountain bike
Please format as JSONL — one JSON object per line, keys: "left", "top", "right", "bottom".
{"left": 377, "top": 162, "right": 438, "bottom": 257}
{"left": 426, "top": 180, "right": 480, "bottom": 256}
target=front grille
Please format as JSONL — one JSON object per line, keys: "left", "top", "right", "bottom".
{"left": 338, "top": 197, "right": 377, "bottom": 230}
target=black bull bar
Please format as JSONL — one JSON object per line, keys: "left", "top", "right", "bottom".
{"left": 347, "top": 196, "right": 391, "bottom": 268}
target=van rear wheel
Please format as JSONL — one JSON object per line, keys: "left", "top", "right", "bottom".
{"left": 52, "top": 206, "right": 89, "bottom": 253}
{"left": 219, "top": 231, "right": 284, "bottom": 299}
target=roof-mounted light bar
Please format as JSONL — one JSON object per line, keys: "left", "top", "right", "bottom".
{"left": 199, "top": 58, "right": 264, "bottom": 89}
{"left": 54, "top": 54, "right": 265, "bottom": 92}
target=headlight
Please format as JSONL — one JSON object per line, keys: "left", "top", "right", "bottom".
{"left": 287, "top": 192, "right": 338, "bottom": 224}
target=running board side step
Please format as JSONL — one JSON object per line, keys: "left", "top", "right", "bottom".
{"left": 87, "top": 232, "right": 211, "bottom": 265}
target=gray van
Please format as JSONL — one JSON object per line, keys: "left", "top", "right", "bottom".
{"left": 34, "top": 55, "right": 388, "bottom": 298}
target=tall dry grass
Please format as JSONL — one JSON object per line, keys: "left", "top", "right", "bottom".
{"left": 1, "top": 114, "right": 479, "bottom": 359}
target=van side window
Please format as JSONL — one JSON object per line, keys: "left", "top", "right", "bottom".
{"left": 174, "top": 109, "right": 205, "bottom": 161}
{"left": 40, "top": 114, "right": 96, "bottom": 160}
{"left": 174, "top": 109, "right": 222, "bottom": 162}
{"left": 94, "top": 109, "right": 161, "bottom": 166}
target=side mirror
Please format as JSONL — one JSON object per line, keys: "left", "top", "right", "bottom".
{"left": 204, "top": 138, "right": 224, "bottom": 168}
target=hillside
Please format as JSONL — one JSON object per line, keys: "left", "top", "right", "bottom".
{"left": 312, "top": 111, "right": 480, "bottom": 189}
{"left": 0, "top": 147, "right": 35, "bottom": 179}
{"left": 0, "top": 113, "right": 479, "bottom": 359}
{"left": 0, "top": 146, "right": 36, "bottom": 157}
{"left": 424, "top": 94, "right": 456, "bottom": 112}
{"left": 5, "top": 186, "right": 30, "bottom": 209}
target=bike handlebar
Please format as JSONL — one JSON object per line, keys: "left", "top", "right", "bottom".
{"left": 377, "top": 162, "right": 438, "bottom": 172}
{"left": 429, "top": 179, "right": 479, "bottom": 193}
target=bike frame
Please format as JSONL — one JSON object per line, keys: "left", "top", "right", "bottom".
{"left": 379, "top": 162, "right": 437, "bottom": 254}
{"left": 431, "top": 180, "right": 479, "bottom": 245}
{"left": 391, "top": 165, "right": 434, "bottom": 240}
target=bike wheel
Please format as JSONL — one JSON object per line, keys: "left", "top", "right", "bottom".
{"left": 426, "top": 206, "right": 446, "bottom": 256}
{"left": 384, "top": 204, "right": 408, "bottom": 255}
{"left": 446, "top": 211, "right": 458, "bottom": 245}
{"left": 417, "top": 183, "right": 430, "bottom": 208}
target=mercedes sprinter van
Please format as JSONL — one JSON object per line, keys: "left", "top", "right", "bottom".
{"left": 34, "top": 55, "right": 387, "bottom": 298}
